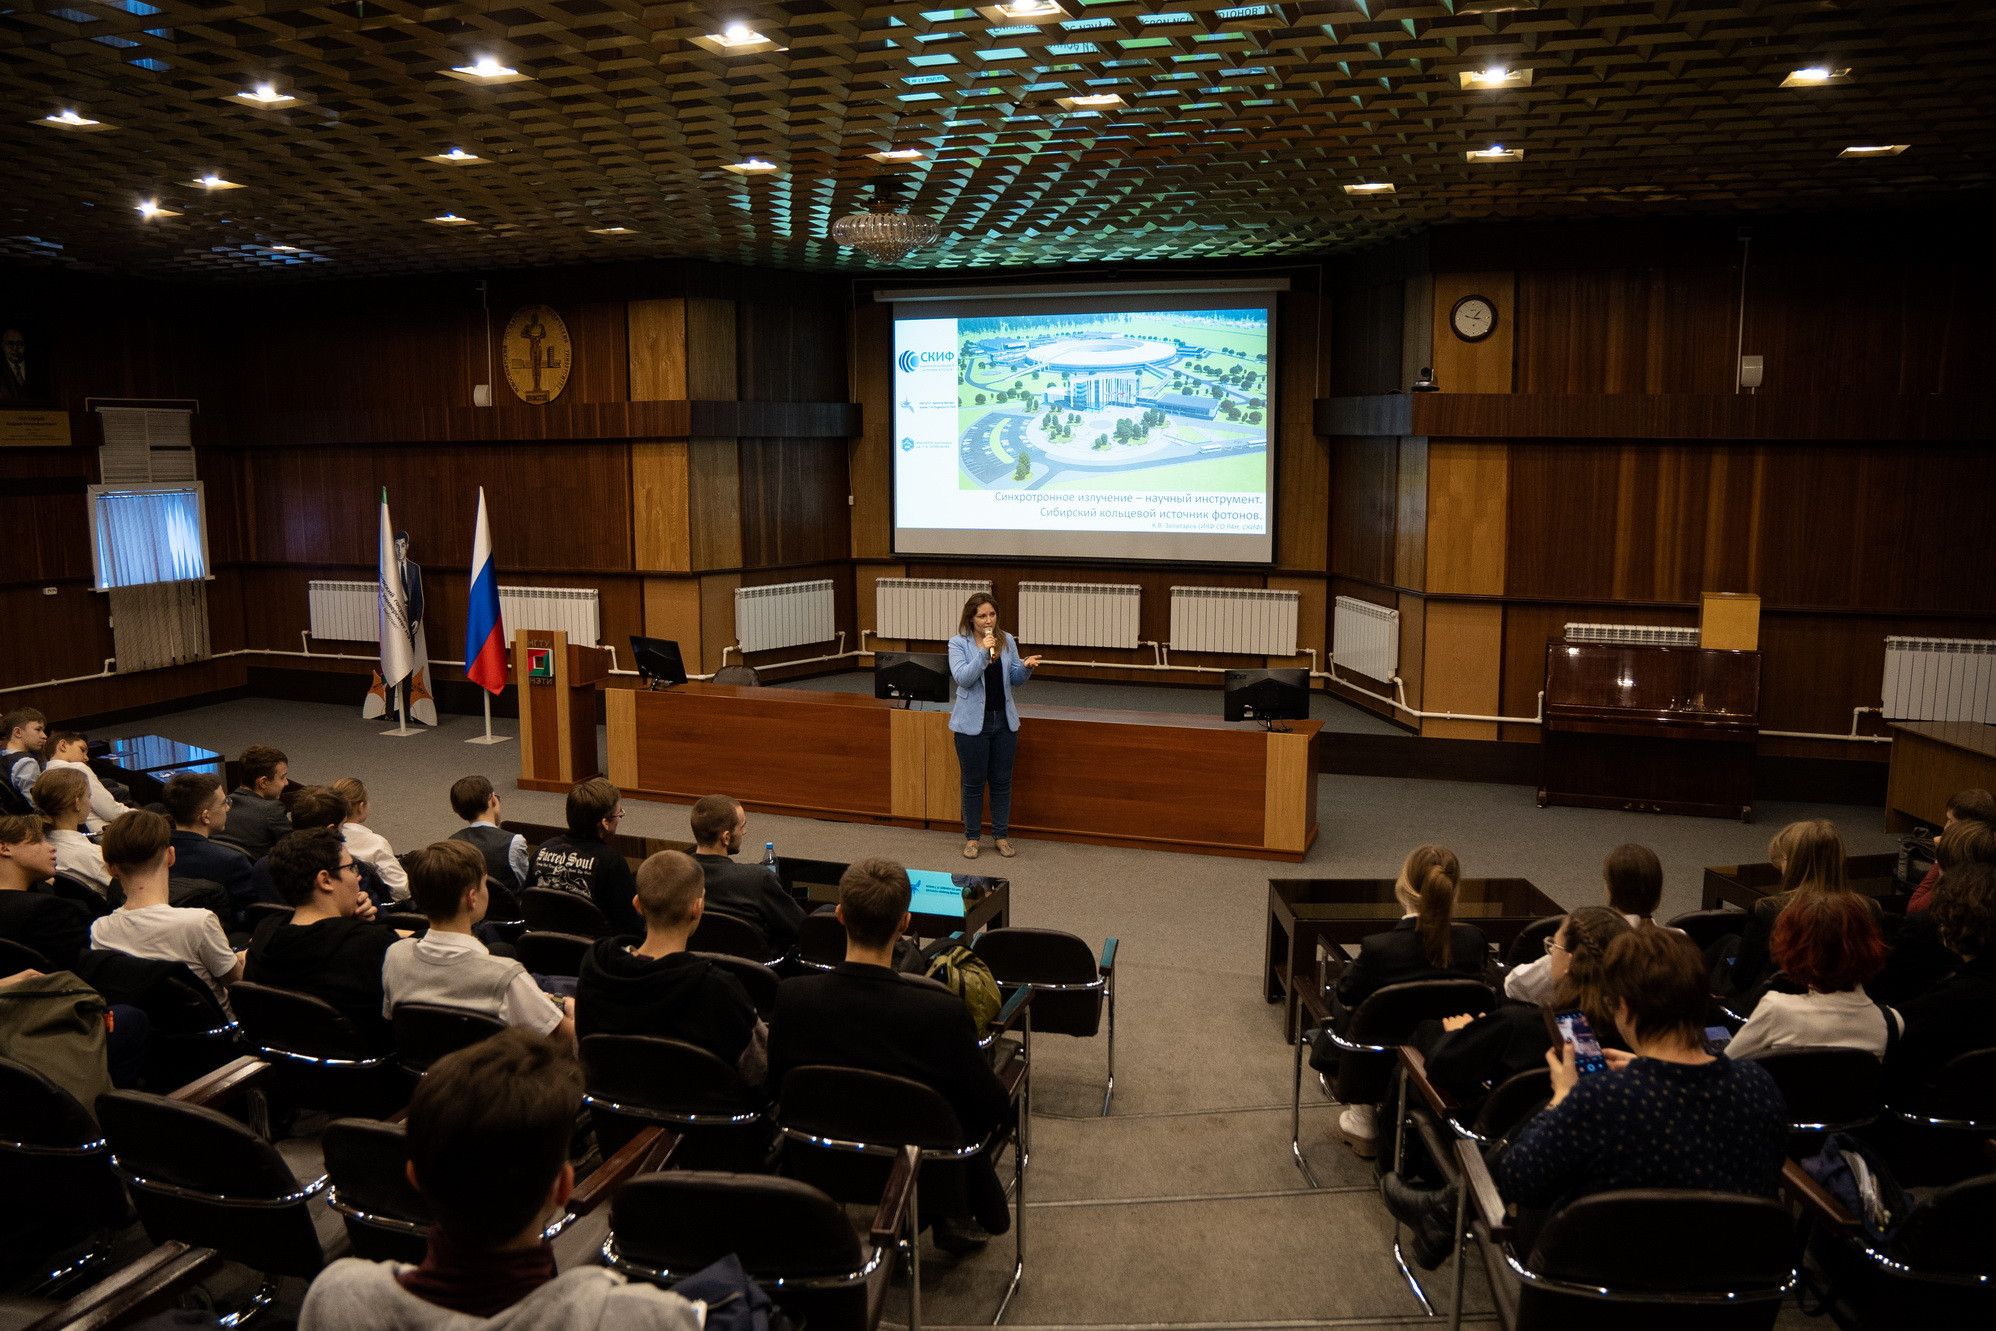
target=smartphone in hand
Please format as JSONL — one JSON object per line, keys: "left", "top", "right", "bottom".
{"left": 1545, "top": 1007, "right": 1610, "bottom": 1075}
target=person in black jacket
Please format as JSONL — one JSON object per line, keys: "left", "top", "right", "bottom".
{"left": 0, "top": 813, "right": 90, "bottom": 969}
{"left": 1879, "top": 818, "right": 1996, "bottom": 1005}
{"left": 1889, "top": 860, "right": 1996, "bottom": 1100}
{"left": 245, "top": 826, "right": 398, "bottom": 1050}
{"left": 767, "top": 857, "right": 1013, "bottom": 1253}
{"left": 527, "top": 778, "right": 640, "bottom": 937}
{"left": 688, "top": 794, "right": 804, "bottom": 955}
{"left": 576, "top": 849, "right": 763, "bottom": 1081}
{"left": 162, "top": 772, "right": 255, "bottom": 920}
{"left": 215, "top": 744, "right": 293, "bottom": 860}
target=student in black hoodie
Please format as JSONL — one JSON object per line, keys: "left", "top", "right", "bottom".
{"left": 527, "top": 778, "right": 641, "bottom": 938}
{"left": 245, "top": 826, "right": 399, "bottom": 1050}
{"left": 575, "top": 848, "right": 764, "bottom": 1082}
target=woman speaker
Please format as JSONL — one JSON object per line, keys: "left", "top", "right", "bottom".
{"left": 947, "top": 593, "right": 1042, "bottom": 858}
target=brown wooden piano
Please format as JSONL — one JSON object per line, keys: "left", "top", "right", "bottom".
{"left": 1539, "top": 642, "right": 1762, "bottom": 821}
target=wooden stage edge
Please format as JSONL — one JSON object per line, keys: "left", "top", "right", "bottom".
{"left": 521, "top": 776, "right": 1318, "bottom": 863}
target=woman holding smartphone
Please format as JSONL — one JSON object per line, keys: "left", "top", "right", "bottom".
{"left": 947, "top": 593, "right": 1042, "bottom": 859}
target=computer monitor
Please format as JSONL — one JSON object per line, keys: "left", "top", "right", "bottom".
{"left": 629, "top": 636, "right": 688, "bottom": 689}
{"left": 1224, "top": 668, "right": 1309, "bottom": 728}
{"left": 874, "top": 651, "right": 949, "bottom": 704}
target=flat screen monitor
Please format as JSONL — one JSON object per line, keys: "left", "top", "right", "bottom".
{"left": 875, "top": 651, "right": 950, "bottom": 703}
{"left": 906, "top": 869, "right": 970, "bottom": 919}
{"left": 1224, "top": 668, "right": 1309, "bottom": 725}
{"left": 629, "top": 636, "right": 688, "bottom": 689}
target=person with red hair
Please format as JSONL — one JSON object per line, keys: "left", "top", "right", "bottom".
{"left": 1725, "top": 892, "right": 1900, "bottom": 1060}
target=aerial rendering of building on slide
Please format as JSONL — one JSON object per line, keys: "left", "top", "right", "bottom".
{"left": 954, "top": 309, "right": 1269, "bottom": 493}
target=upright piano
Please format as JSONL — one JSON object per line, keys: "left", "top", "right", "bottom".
{"left": 1540, "top": 642, "right": 1762, "bottom": 821}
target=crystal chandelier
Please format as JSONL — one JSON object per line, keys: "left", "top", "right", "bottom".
{"left": 830, "top": 178, "right": 940, "bottom": 266}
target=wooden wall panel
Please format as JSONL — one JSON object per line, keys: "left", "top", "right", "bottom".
{"left": 1426, "top": 441, "right": 1507, "bottom": 596}
{"left": 631, "top": 441, "right": 690, "bottom": 572}
{"left": 627, "top": 299, "right": 688, "bottom": 402}
{"left": 848, "top": 302, "right": 895, "bottom": 560}
{"left": 737, "top": 299, "right": 849, "bottom": 403}
{"left": 1329, "top": 281, "right": 1404, "bottom": 396}
{"left": 1513, "top": 267, "right": 1737, "bottom": 394}
{"left": 685, "top": 438, "right": 743, "bottom": 572}
{"left": 737, "top": 439, "right": 850, "bottom": 570}
{"left": 643, "top": 578, "right": 703, "bottom": 667}
{"left": 1275, "top": 287, "right": 1332, "bottom": 573}
{"left": 1744, "top": 263, "right": 1995, "bottom": 397}
{"left": 1329, "top": 437, "right": 1400, "bottom": 588}
{"left": 1421, "top": 600, "right": 1504, "bottom": 740}
{"left": 1393, "top": 437, "right": 1428, "bottom": 592}
{"left": 685, "top": 299, "right": 739, "bottom": 401}
{"left": 1430, "top": 272, "right": 1515, "bottom": 394}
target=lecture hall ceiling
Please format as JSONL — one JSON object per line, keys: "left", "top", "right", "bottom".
{"left": 2, "top": 1, "right": 1991, "bottom": 279}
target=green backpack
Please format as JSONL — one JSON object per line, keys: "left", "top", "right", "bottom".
{"left": 925, "top": 944, "right": 1004, "bottom": 1037}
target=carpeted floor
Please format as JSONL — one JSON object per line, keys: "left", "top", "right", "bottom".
{"left": 50, "top": 692, "right": 1891, "bottom": 1328}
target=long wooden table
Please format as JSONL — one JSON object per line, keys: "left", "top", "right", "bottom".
{"left": 1886, "top": 721, "right": 1996, "bottom": 832}
{"left": 601, "top": 681, "right": 1321, "bottom": 861}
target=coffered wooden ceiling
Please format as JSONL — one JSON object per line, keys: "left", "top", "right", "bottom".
{"left": 3, "top": 1, "right": 1990, "bottom": 278}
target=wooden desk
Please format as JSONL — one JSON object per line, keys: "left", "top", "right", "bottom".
{"left": 1886, "top": 722, "right": 1996, "bottom": 832}
{"left": 1701, "top": 852, "right": 1908, "bottom": 914}
{"left": 601, "top": 682, "right": 1321, "bottom": 861}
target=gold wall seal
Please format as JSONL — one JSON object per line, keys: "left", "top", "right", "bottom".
{"left": 502, "top": 304, "right": 573, "bottom": 404}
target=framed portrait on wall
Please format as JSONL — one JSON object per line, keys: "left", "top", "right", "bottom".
{"left": 0, "top": 317, "right": 53, "bottom": 404}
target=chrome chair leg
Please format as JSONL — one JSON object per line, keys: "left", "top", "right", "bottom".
{"left": 907, "top": 1183, "right": 922, "bottom": 1331}
{"left": 1449, "top": 1169, "right": 1469, "bottom": 1331}
{"left": 1291, "top": 1022, "right": 1321, "bottom": 1188}
{"left": 1100, "top": 971, "right": 1116, "bottom": 1117}
{"left": 217, "top": 1274, "right": 281, "bottom": 1328}
{"left": 1388, "top": 1069, "right": 1436, "bottom": 1316}
{"left": 993, "top": 1121, "right": 1024, "bottom": 1325}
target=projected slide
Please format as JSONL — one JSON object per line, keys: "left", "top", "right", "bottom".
{"left": 893, "top": 305, "right": 1273, "bottom": 563}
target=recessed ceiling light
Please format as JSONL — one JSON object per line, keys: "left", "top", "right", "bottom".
{"left": 424, "top": 148, "right": 485, "bottom": 165}
{"left": 1837, "top": 143, "right": 1908, "bottom": 158}
{"left": 975, "top": 0, "right": 1066, "bottom": 22}
{"left": 1782, "top": 66, "right": 1851, "bottom": 87}
{"left": 1343, "top": 182, "right": 1395, "bottom": 194}
{"left": 1057, "top": 93, "right": 1124, "bottom": 110}
{"left": 38, "top": 109, "right": 112, "bottom": 131}
{"left": 190, "top": 174, "right": 245, "bottom": 189}
{"left": 441, "top": 57, "right": 530, "bottom": 85}
{"left": 136, "top": 200, "right": 180, "bottom": 218}
{"left": 426, "top": 213, "right": 476, "bottom": 225}
{"left": 268, "top": 244, "right": 301, "bottom": 252}
{"left": 721, "top": 158, "right": 781, "bottom": 175}
{"left": 587, "top": 226, "right": 638, "bottom": 235}
{"left": 1465, "top": 145, "right": 1525, "bottom": 161}
{"left": 690, "top": 23, "right": 785, "bottom": 55}
{"left": 1459, "top": 66, "right": 1533, "bottom": 89}
{"left": 868, "top": 148, "right": 927, "bottom": 163}
{"left": 232, "top": 84, "right": 298, "bottom": 107}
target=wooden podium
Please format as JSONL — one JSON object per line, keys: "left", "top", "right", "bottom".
{"left": 515, "top": 629, "right": 610, "bottom": 792}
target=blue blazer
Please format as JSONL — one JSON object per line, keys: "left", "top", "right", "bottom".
{"left": 948, "top": 631, "right": 1033, "bottom": 735}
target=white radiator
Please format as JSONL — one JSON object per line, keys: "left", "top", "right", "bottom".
{"left": 1333, "top": 595, "right": 1399, "bottom": 682}
{"left": 307, "top": 581, "right": 598, "bottom": 647}
{"left": 1565, "top": 622, "right": 1701, "bottom": 648}
{"left": 1882, "top": 636, "right": 1996, "bottom": 723}
{"left": 1017, "top": 581, "right": 1142, "bottom": 650}
{"left": 1171, "top": 586, "right": 1300, "bottom": 657}
{"left": 734, "top": 580, "right": 837, "bottom": 654}
{"left": 875, "top": 577, "right": 992, "bottom": 642}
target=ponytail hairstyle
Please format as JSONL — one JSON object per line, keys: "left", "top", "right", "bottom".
{"left": 1395, "top": 843, "right": 1462, "bottom": 968}
{"left": 1550, "top": 906, "right": 1634, "bottom": 1045}
{"left": 1768, "top": 819, "right": 1848, "bottom": 898}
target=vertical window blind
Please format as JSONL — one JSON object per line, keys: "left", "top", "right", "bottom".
{"left": 89, "top": 483, "right": 209, "bottom": 589}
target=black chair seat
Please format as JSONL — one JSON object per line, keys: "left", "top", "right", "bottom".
{"left": 1332, "top": 977, "right": 1496, "bottom": 1107}
{"left": 48, "top": 874, "right": 112, "bottom": 921}
{"left": 230, "top": 982, "right": 403, "bottom": 1118}
{"left": 1502, "top": 915, "right": 1564, "bottom": 969}
{"left": 391, "top": 1003, "right": 508, "bottom": 1075}
{"left": 581, "top": 1034, "right": 768, "bottom": 1168}
{"left": 520, "top": 888, "right": 611, "bottom": 939}
{"left": 796, "top": 912, "right": 845, "bottom": 971}
{"left": 687, "top": 910, "right": 773, "bottom": 964}
{"left": 1743, "top": 1045, "right": 1881, "bottom": 1135}
{"left": 516, "top": 931, "right": 594, "bottom": 979}
{"left": 72, "top": 953, "right": 240, "bottom": 1088}
{"left": 1529, "top": 1189, "right": 1793, "bottom": 1292}
{"left": 323, "top": 1117, "right": 431, "bottom": 1264}
{"left": 240, "top": 902, "right": 291, "bottom": 933}
{"left": 0, "top": 1057, "right": 135, "bottom": 1281}
{"left": 1667, "top": 908, "right": 1748, "bottom": 955}
{"left": 0, "top": 937, "right": 53, "bottom": 974}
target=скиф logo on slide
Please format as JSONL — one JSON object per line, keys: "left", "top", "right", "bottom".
{"left": 896, "top": 350, "right": 920, "bottom": 373}
{"left": 897, "top": 348, "right": 955, "bottom": 373}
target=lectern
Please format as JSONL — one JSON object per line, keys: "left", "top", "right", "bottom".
{"left": 515, "top": 629, "right": 610, "bottom": 792}
{"left": 1540, "top": 642, "right": 1761, "bottom": 820}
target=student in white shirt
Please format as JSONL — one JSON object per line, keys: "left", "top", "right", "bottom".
{"left": 331, "top": 777, "right": 409, "bottom": 902}
{"left": 43, "top": 732, "right": 133, "bottom": 834}
{"left": 1727, "top": 891, "right": 1900, "bottom": 1061}
{"left": 92, "top": 809, "right": 243, "bottom": 1006}
{"left": 1508, "top": 843, "right": 1671, "bottom": 1005}
{"left": 30, "top": 767, "right": 112, "bottom": 896}
{"left": 381, "top": 841, "right": 573, "bottom": 1044}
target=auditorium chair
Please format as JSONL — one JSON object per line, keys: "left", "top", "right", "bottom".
{"left": 580, "top": 1033, "right": 773, "bottom": 1169}
{"left": 96, "top": 1057, "right": 336, "bottom": 1322}
{"left": 1739, "top": 1045, "right": 1882, "bottom": 1144}
{"left": 323, "top": 1113, "right": 677, "bottom": 1265}
{"left": 46, "top": 874, "right": 111, "bottom": 922}
{"left": 972, "top": 927, "right": 1119, "bottom": 1115}
{"left": 390, "top": 1003, "right": 508, "bottom": 1077}
{"left": 1783, "top": 1156, "right": 1996, "bottom": 1326}
{"left": 72, "top": 952, "right": 240, "bottom": 1089}
{"left": 1878, "top": 1045, "right": 1996, "bottom": 1185}
{"left": 0, "top": 1056, "right": 136, "bottom": 1291}
{"left": 796, "top": 911, "right": 846, "bottom": 971}
{"left": 696, "top": 951, "right": 781, "bottom": 1017}
{"left": 383, "top": 910, "right": 430, "bottom": 936}
{"left": 1668, "top": 908, "right": 1751, "bottom": 956}
{"left": 774, "top": 1055, "right": 1029, "bottom": 1329}
{"left": 241, "top": 902, "right": 290, "bottom": 933}
{"left": 0, "top": 936, "right": 52, "bottom": 974}
{"left": 687, "top": 908, "right": 778, "bottom": 965}
{"left": 711, "top": 664, "right": 760, "bottom": 687}
{"left": 1452, "top": 1138, "right": 1794, "bottom": 1330}
{"left": 605, "top": 1148, "right": 919, "bottom": 1331}
{"left": 520, "top": 886, "right": 612, "bottom": 938}
{"left": 515, "top": 929, "right": 595, "bottom": 979}
{"left": 163, "top": 876, "right": 232, "bottom": 932}
{"left": 15, "top": 1240, "right": 222, "bottom": 1331}
{"left": 228, "top": 981, "right": 406, "bottom": 1120}
{"left": 482, "top": 877, "right": 526, "bottom": 940}
{"left": 1501, "top": 915, "right": 1564, "bottom": 970}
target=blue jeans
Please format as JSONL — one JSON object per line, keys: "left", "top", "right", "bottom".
{"left": 955, "top": 714, "right": 1018, "bottom": 840}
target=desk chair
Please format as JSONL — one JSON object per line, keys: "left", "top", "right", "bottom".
{"left": 229, "top": 982, "right": 404, "bottom": 1120}
{"left": 164, "top": 877, "right": 233, "bottom": 933}
{"left": 581, "top": 1033, "right": 772, "bottom": 1169}
{"left": 0, "top": 1057, "right": 135, "bottom": 1292}
{"left": 1880, "top": 1045, "right": 1996, "bottom": 1185}
{"left": 97, "top": 1057, "right": 334, "bottom": 1323}
{"left": 688, "top": 909, "right": 776, "bottom": 965}
{"left": 0, "top": 936, "right": 52, "bottom": 974}
{"left": 482, "top": 878, "right": 526, "bottom": 941}
{"left": 74, "top": 952, "right": 240, "bottom": 1090}
{"left": 973, "top": 927, "right": 1118, "bottom": 1115}
{"left": 240, "top": 902, "right": 289, "bottom": 933}
{"left": 1669, "top": 907, "right": 1749, "bottom": 955}
{"left": 1500, "top": 916, "right": 1563, "bottom": 970}
{"left": 696, "top": 951, "right": 781, "bottom": 1018}
{"left": 16, "top": 1241, "right": 223, "bottom": 1331}
{"left": 1742, "top": 1045, "right": 1881, "bottom": 1143}
{"left": 47, "top": 875, "right": 111, "bottom": 922}
{"left": 520, "top": 887, "right": 612, "bottom": 939}
{"left": 605, "top": 1150, "right": 918, "bottom": 1331}
{"left": 796, "top": 912, "right": 846, "bottom": 971}
{"left": 1784, "top": 1157, "right": 1996, "bottom": 1326}
{"left": 516, "top": 930, "right": 595, "bottom": 979}
{"left": 390, "top": 1003, "right": 508, "bottom": 1077}
{"left": 1453, "top": 1138, "right": 1794, "bottom": 1331}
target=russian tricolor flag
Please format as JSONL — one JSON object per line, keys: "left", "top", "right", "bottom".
{"left": 464, "top": 488, "right": 508, "bottom": 695}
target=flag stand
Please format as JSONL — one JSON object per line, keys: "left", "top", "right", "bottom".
{"left": 465, "top": 691, "right": 512, "bottom": 745}
{"left": 380, "top": 682, "right": 424, "bottom": 738}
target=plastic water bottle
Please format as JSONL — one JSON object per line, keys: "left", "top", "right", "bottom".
{"left": 761, "top": 841, "right": 777, "bottom": 869}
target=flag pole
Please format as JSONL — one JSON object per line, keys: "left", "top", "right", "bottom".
{"left": 381, "top": 679, "right": 423, "bottom": 737}
{"left": 466, "top": 687, "right": 511, "bottom": 745}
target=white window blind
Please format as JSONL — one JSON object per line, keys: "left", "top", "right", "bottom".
{"left": 89, "top": 483, "right": 209, "bottom": 589}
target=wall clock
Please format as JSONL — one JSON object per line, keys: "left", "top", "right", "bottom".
{"left": 502, "top": 304, "right": 572, "bottom": 404}
{"left": 1449, "top": 294, "right": 1498, "bottom": 343}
